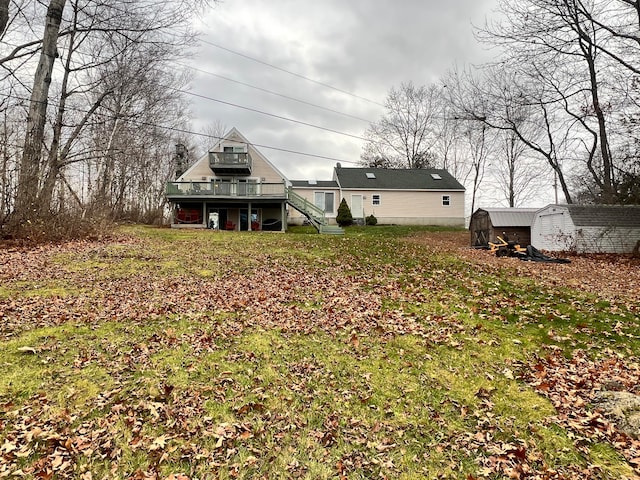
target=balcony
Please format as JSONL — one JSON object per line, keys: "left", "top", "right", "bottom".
{"left": 209, "top": 151, "right": 252, "bottom": 175}
{"left": 166, "top": 181, "right": 287, "bottom": 199}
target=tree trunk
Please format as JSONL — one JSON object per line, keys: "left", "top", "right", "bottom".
{"left": 14, "top": 0, "right": 66, "bottom": 223}
{"left": 0, "top": 0, "right": 9, "bottom": 36}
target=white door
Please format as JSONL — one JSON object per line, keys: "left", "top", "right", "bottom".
{"left": 351, "top": 194, "right": 363, "bottom": 219}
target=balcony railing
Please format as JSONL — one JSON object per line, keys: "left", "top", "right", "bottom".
{"left": 209, "top": 151, "right": 252, "bottom": 175}
{"left": 166, "top": 181, "right": 287, "bottom": 198}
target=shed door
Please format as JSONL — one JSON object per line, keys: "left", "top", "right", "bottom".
{"left": 351, "top": 195, "right": 363, "bottom": 219}
{"left": 471, "top": 211, "right": 490, "bottom": 246}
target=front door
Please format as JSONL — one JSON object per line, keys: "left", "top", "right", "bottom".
{"left": 351, "top": 194, "right": 363, "bottom": 219}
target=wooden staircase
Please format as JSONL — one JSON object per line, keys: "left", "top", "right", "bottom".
{"left": 287, "top": 188, "right": 344, "bottom": 235}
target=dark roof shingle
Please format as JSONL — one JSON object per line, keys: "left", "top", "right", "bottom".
{"left": 335, "top": 168, "right": 465, "bottom": 191}
{"left": 566, "top": 205, "right": 640, "bottom": 227}
{"left": 290, "top": 180, "right": 339, "bottom": 188}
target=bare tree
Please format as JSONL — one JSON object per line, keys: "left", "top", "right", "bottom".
{"left": 572, "top": 0, "right": 640, "bottom": 76}
{"left": 476, "top": 0, "right": 633, "bottom": 203}
{"left": 14, "top": 0, "right": 66, "bottom": 224}
{"left": 361, "top": 82, "right": 440, "bottom": 169}
{"left": 4, "top": 0, "right": 215, "bottom": 234}
{"left": 0, "top": 0, "right": 8, "bottom": 36}
{"left": 448, "top": 65, "right": 577, "bottom": 204}
{"left": 492, "top": 129, "right": 545, "bottom": 207}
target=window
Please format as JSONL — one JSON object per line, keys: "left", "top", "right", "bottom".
{"left": 372, "top": 194, "right": 381, "bottom": 206}
{"left": 366, "top": 172, "right": 376, "bottom": 179}
{"left": 431, "top": 173, "right": 442, "bottom": 180}
{"left": 222, "top": 145, "right": 246, "bottom": 162}
{"left": 314, "top": 192, "right": 335, "bottom": 213}
{"left": 223, "top": 145, "right": 246, "bottom": 153}
{"left": 442, "top": 195, "right": 451, "bottom": 206}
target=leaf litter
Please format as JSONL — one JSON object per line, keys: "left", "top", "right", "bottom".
{"left": 0, "top": 228, "right": 638, "bottom": 479}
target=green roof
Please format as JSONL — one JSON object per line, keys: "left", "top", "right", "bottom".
{"left": 335, "top": 167, "right": 465, "bottom": 191}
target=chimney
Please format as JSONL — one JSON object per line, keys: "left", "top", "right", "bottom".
{"left": 175, "top": 143, "right": 187, "bottom": 179}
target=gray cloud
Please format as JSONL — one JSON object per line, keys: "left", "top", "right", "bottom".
{"left": 187, "top": 1, "right": 498, "bottom": 180}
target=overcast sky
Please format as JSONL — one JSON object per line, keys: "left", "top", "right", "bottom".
{"left": 186, "top": 0, "right": 499, "bottom": 181}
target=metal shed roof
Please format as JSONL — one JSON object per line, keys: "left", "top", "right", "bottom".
{"left": 477, "top": 208, "right": 538, "bottom": 227}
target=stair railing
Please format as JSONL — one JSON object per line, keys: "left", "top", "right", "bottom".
{"left": 286, "top": 188, "right": 328, "bottom": 230}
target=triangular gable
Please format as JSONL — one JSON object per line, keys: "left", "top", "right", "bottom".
{"left": 178, "top": 127, "right": 289, "bottom": 183}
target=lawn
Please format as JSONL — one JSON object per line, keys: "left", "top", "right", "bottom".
{"left": 0, "top": 226, "right": 638, "bottom": 479}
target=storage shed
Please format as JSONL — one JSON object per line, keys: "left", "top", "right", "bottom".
{"left": 531, "top": 204, "right": 640, "bottom": 253}
{"left": 469, "top": 208, "right": 538, "bottom": 247}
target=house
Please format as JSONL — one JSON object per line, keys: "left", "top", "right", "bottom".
{"left": 166, "top": 128, "right": 289, "bottom": 231}
{"left": 531, "top": 204, "right": 640, "bottom": 253}
{"left": 469, "top": 208, "right": 538, "bottom": 247}
{"left": 288, "top": 180, "right": 340, "bottom": 226}
{"left": 167, "top": 129, "right": 467, "bottom": 232}
{"left": 290, "top": 166, "right": 466, "bottom": 226}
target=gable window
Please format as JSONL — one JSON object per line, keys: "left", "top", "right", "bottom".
{"left": 442, "top": 195, "right": 451, "bottom": 206}
{"left": 372, "top": 194, "right": 381, "bottom": 206}
{"left": 314, "top": 191, "right": 335, "bottom": 213}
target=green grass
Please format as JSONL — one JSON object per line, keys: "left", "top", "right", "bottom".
{"left": 0, "top": 225, "right": 637, "bottom": 479}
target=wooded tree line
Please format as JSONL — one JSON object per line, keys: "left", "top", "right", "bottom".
{"left": 362, "top": 0, "right": 640, "bottom": 211}
{"left": 0, "top": 0, "right": 212, "bottom": 239}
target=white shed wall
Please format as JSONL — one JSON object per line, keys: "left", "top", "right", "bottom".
{"left": 532, "top": 205, "right": 640, "bottom": 253}
{"left": 531, "top": 206, "right": 577, "bottom": 251}
{"left": 574, "top": 227, "right": 640, "bottom": 253}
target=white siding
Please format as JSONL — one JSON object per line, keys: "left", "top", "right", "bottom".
{"left": 343, "top": 189, "right": 465, "bottom": 226}
{"left": 532, "top": 205, "right": 640, "bottom": 253}
{"left": 574, "top": 226, "right": 640, "bottom": 253}
{"left": 531, "top": 205, "right": 577, "bottom": 251}
{"left": 288, "top": 187, "right": 340, "bottom": 225}
{"left": 246, "top": 145, "right": 285, "bottom": 183}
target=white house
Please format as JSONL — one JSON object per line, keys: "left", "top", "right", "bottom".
{"left": 166, "top": 128, "right": 289, "bottom": 231}
{"left": 167, "top": 128, "right": 467, "bottom": 233}
{"left": 290, "top": 165, "right": 466, "bottom": 227}
{"left": 531, "top": 204, "right": 640, "bottom": 253}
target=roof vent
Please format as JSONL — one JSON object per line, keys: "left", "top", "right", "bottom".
{"left": 366, "top": 172, "right": 376, "bottom": 179}
{"left": 431, "top": 173, "right": 442, "bottom": 180}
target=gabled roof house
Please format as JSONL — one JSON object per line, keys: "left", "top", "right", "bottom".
{"left": 166, "top": 128, "right": 466, "bottom": 232}
{"left": 289, "top": 166, "right": 466, "bottom": 227}
{"left": 166, "top": 128, "right": 290, "bottom": 232}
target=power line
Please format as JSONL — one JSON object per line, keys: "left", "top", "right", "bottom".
{"left": 2, "top": 92, "right": 360, "bottom": 165}
{"left": 176, "top": 62, "right": 375, "bottom": 124}
{"left": 201, "top": 39, "right": 386, "bottom": 108}
{"left": 127, "top": 118, "right": 359, "bottom": 164}
{"left": 164, "top": 85, "right": 372, "bottom": 143}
